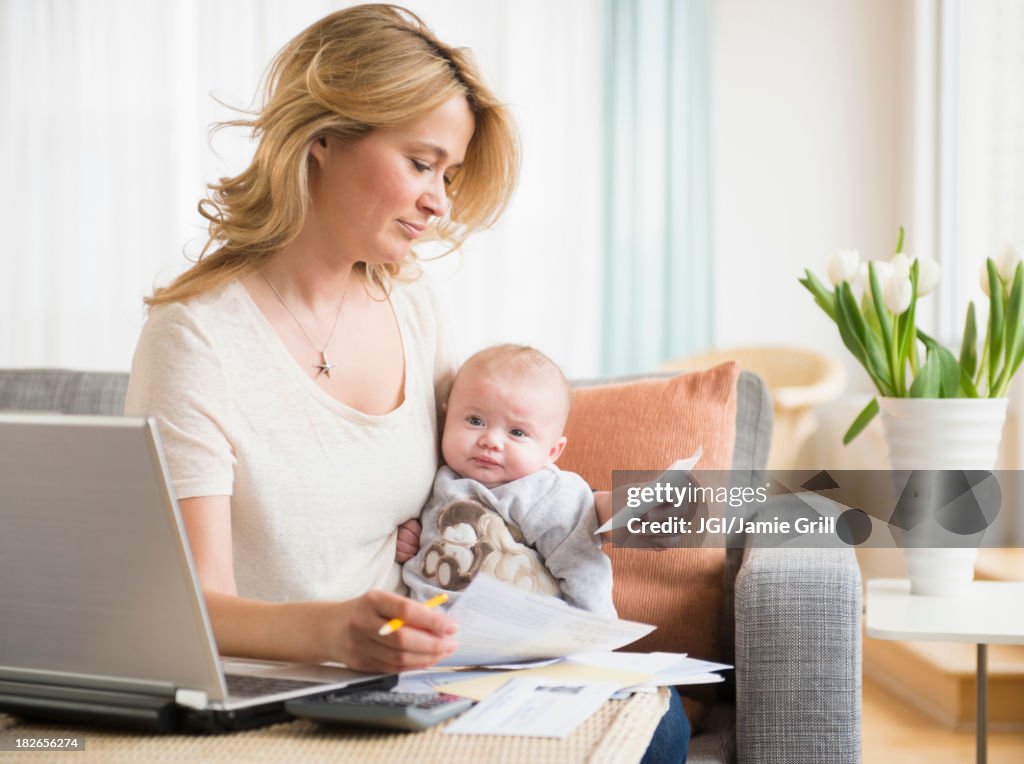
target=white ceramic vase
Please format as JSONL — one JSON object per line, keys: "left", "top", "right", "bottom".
{"left": 878, "top": 397, "right": 1008, "bottom": 596}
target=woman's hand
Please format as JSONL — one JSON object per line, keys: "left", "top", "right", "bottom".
{"left": 325, "top": 590, "right": 458, "bottom": 673}
{"left": 395, "top": 518, "right": 422, "bottom": 563}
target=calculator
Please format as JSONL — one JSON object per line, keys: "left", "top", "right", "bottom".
{"left": 285, "top": 690, "right": 474, "bottom": 731}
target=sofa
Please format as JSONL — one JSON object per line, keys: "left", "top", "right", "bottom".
{"left": 0, "top": 368, "right": 862, "bottom": 763}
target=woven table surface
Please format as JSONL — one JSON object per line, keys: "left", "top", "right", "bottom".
{"left": 0, "top": 689, "right": 668, "bottom": 763}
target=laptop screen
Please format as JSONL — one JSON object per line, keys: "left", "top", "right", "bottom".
{"left": 0, "top": 415, "right": 227, "bottom": 701}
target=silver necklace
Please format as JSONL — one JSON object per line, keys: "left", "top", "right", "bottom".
{"left": 260, "top": 270, "right": 346, "bottom": 379}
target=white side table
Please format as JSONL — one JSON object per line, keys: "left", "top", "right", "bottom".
{"left": 865, "top": 578, "right": 1024, "bottom": 764}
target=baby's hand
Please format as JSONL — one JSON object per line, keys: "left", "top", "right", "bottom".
{"left": 395, "top": 518, "right": 422, "bottom": 563}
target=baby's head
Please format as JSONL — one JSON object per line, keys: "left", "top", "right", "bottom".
{"left": 442, "top": 344, "right": 572, "bottom": 488}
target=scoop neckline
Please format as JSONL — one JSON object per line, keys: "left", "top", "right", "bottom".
{"left": 231, "top": 279, "right": 412, "bottom": 425}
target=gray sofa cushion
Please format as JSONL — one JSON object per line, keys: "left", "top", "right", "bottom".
{"left": 731, "top": 371, "right": 772, "bottom": 472}
{"left": 0, "top": 369, "right": 129, "bottom": 416}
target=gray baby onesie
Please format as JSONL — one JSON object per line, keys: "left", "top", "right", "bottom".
{"left": 403, "top": 465, "right": 616, "bottom": 617}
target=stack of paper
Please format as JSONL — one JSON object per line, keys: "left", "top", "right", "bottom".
{"left": 432, "top": 651, "right": 731, "bottom": 702}
{"left": 433, "top": 659, "right": 655, "bottom": 701}
{"left": 568, "top": 651, "right": 732, "bottom": 690}
{"left": 393, "top": 575, "right": 733, "bottom": 738}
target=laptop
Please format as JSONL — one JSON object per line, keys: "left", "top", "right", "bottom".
{"left": 0, "top": 413, "right": 395, "bottom": 733}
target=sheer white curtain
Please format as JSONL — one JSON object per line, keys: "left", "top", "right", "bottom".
{"left": 953, "top": 0, "right": 1024, "bottom": 509}
{"left": 956, "top": 0, "right": 1024, "bottom": 298}
{"left": 600, "top": 0, "right": 712, "bottom": 375}
{"left": 0, "top": 0, "right": 602, "bottom": 376}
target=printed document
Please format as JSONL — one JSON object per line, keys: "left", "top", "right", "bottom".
{"left": 443, "top": 677, "right": 619, "bottom": 738}
{"left": 438, "top": 575, "right": 655, "bottom": 667}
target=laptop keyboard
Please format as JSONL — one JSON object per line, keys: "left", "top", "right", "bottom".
{"left": 225, "top": 674, "right": 324, "bottom": 698}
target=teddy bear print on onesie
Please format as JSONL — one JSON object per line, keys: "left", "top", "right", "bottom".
{"left": 403, "top": 465, "right": 616, "bottom": 617}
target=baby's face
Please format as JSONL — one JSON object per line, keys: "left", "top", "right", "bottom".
{"left": 442, "top": 368, "right": 568, "bottom": 488}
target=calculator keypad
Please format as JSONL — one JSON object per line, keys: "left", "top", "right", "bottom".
{"left": 327, "top": 690, "right": 463, "bottom": 709}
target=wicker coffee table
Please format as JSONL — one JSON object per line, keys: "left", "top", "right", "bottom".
{"left": 0, "top": 688, "right": 668, "bottom": 763}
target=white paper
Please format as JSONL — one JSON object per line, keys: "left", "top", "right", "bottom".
{"left": 623, "top": 672, "right": 725, "bottom": 691}
{"left": 664, "top": 657, "right": 733, "bottom": 676}
{"left": 567, "top": 651, "right": 689, "bottom": 674}
{"left": 671, "top": 673, "right": 726, "bottom": 686}
{"left": 443, "top": 678, "right": 619, "bottom": 738}
{"left": 595, "top": 447, "right": 704, "bottom": 534}
{"left": 391, "top": 669, "right": 496, "bottom": 694}
{"left": 438, "top": 575, "right": 655, "bottom": 667}
{"left": 620, "top": 657, "right": 733, "bottom": 689}
{"left": 482, "top": 658, "right": 561, "bottom": 670}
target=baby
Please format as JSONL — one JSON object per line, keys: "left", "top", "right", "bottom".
{"left": 403, "top": 344, "right": 616, "bottom": 617}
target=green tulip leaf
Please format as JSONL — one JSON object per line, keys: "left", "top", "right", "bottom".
{"left": 799, "top": 270, "right": 837, "bottom": 321}
{"left": 895, "top": 261, "right": 920, "bottom": 394}
{"left": 863, "top": 290, "right": 882, "bottom": 336}
{"left": 869, "top": 262, "right": 895, "bottom": 373}
{"left": 895, "top": 226, "right": 905, "bottom": 254}
{"left": 959, "top": 301, "right": 978, "bottom": 379}
{"left": 1006, "top": 342, "right": 1024, "bottom": 397}
{"left": 839, "top": 282, "right": 893, "bottom": 396}
{"left": 936, "top": 345, "right": 963, "bottom": 398}
{"left": 838, "top": 282, "right": 868, "bottom": 339}
{"left": 843, "top": 397, "right": 880, "bottom": 445}
{"left": 916, "top": 330, "right": 961, "bottom": 398}
{"left": 833, "top": 288, "right": 865, "bottom": 361}
{"left": 1004, "top": 262, "right": 1024, "bottom": 369}
{"left": 909, "top": 348, "right": 941, "bottom": 398}
{"left": 960, "top": 367, "right": 980, "bottom": 398}
{"left": 988, "top": 259, "right": 1005, "bottom": 387}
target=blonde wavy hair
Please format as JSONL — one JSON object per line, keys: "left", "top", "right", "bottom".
{"left": 147, "top": 3, "right": 519, "bottom": 307}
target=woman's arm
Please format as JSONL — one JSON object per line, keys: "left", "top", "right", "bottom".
{"left": 180, "top": 496, "right": 457, "bottom": 672}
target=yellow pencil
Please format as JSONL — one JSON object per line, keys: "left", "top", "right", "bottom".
{"left": 378, "top": 593, "right": 449, "bottom": 636}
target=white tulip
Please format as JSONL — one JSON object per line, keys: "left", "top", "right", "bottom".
{"left": 997, "top": 242, "right": 1023, "bottom": 283}
{"left": 980, "top": 262, "right": 993, "bottom": 297}
{"left": 828, "top": 249, "right": 860, "bottom": 286}
{"left": 856, "top": 261, "right": 870, "bottom": 287}
{"left": 872, "top": 260, "right": 894, "bottom": 287}
{"left": 915, "top": 256, "right": 941, "bottom": 296}
{"left": 860, "top": 260, "right": 893, "bottom": 300}
{"left": 890, "top": 253, "right": 912, "bottom": 280}
{"left": 884, "top": 276, "right": 913, "bottom": 314}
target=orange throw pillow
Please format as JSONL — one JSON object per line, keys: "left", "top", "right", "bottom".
{"left": 559, "top": 362, "right": 740, "bottom": 727}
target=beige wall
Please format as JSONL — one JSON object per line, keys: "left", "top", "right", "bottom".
{"left": 711, "top": 0, "right": 915, "bottom": 390}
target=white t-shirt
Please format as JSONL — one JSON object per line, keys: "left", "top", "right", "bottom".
{"left": 125, "top": 275, "right": 456, "bottom": 603}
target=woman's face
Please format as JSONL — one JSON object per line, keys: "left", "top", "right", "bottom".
{"left": 307, "top": 95, "right": 475, "bottom": 267}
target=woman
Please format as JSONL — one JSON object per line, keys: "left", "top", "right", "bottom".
{"left": 127, "top": 3, "right": 515, "bottom": 672}
{"left": 127, "top": 4, "right": 687, "bottom": 759}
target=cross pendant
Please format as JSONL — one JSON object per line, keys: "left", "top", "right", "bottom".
{"left": 314, "top": 351, "right": 336, "bottom": 379}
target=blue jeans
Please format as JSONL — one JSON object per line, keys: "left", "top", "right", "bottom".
{"left": 640, "top": 687, "right": 689, "bottom": 764}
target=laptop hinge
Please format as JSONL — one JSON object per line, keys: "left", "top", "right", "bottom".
{"left": 175, "top": 688, "right": 210, "bottom": 710}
